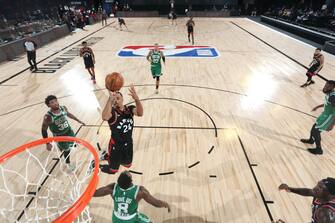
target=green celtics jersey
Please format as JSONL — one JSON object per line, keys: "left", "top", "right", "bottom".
{"left": 150, "top": 50, "right": 162, "bottom": 66}
{"left": 112, "top": 184, "right": 140, "bottom": 222}
{"left": 47, "top": 106, "right": 72, "bottom": 135}
{"left": 316, "top": 91, "right": 335, "bottom": 131}
{"left": 322, "top": 91, "right": 335, "bottom": 116}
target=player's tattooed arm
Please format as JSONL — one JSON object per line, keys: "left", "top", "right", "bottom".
{"left": 42, "top": 115, "right": 52, "bottom": 150}
{"left": 146, "top": 50, "right": 152, "bottom": 62}
{"left": 63, "top": 106, "right": 86, "bottom": 125}
{"left": 93, "top": 183, "right": 115, "bottom": 197}
{"left": 102, "top": 92, "right": 115, "bottom": 121}
{"left": 90, "top": 48, "right": 95, "bottom": 62}
{"left": 161, "top": 51, "right": 166, "bottom": 64}
{"left": 138, "top": 186, "right": 171, "bottom": 212}
{"left": 129, "top": 85, "right": 143, "bottom": 117}
{"left": 41, "top": 115, "right": 51, "bottom": 138}
{"left": 278, "top": 184, "right": 314, "bottom": 197}
{"left": 315, "top": 207, "right": 335, "bottom": 223}
{"left": 317, "top": 55, "right": 325, "bottom": 73}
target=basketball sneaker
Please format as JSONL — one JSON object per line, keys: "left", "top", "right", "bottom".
{"left": 87, "top": 160, "right": 95, "bottom": 175}
{"left": 99, "top": 150, "right": 108, "bottom": 161}
{"left": 67, "top": 163, "right": 76, "bottom": 172}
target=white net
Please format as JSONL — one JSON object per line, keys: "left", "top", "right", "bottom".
{"left": 0, "top": 139, "right": 97, "bottom": 223}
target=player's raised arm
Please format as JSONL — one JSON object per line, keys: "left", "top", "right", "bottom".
{"left": 102, "top": 92, "right": 116, "bottom": 121}
{"left": 128, "top": 85, "right": 143, "bottom": 117}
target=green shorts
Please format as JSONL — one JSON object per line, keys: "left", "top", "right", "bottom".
{"left": 316, "top": 113, "right": 334, "bottom": 131}
{"left": 151, "top": 65, "right": 162, "bottom": 78}
{"left": 112, "top": 213, "right": 151, "bottom": 223}
{"left": 55, "top": 128, "right": 75, "bottom": 151}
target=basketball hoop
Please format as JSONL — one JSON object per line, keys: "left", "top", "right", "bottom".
{"left": 0, "top": 137, "right": 99, "bottom": 223}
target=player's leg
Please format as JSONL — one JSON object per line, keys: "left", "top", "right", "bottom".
{"left": 301, "top": 72, "right": 314, "bottom": 87}
{"left": 90, "top": 67, "right": 96, "bottom": 83}
{"left": 121, "top": 142, "right": 133, "bottom": 168}
{"left": 31, "top": 51, "right": 37, "bottom": 70}
{"left": 300, "top": 124, "right": 316, "bottom": 144}
{"left": 308, "top": 124, "right": 323, "bottom": 154}
{"left": 188, "top": 31, "right": 191, "bottom": 42}
{"left": 191, "top": 31, "right": 194, "bottom": 45}
{"left": 27, "top": 52, "right": 34, "bottom": 70}
{"left": 155, "top": 76, "right": 160, "bottom": 93}
{"left": 86, "top": 68, "right": 93, "bottom": 76}
{"left": 57, "top": 129, "right": 76, "bottom": 169}
{"left": 101, "top": 139, "right": 121, "bottom": 174}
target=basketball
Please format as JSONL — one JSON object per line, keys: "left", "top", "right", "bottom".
{"left": 105, "top": 72, "right": 124, "bottom": 92}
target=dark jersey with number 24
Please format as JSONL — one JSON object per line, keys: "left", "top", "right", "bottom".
{"left": 108, "top": 105, "right": 135, "bottom": 144}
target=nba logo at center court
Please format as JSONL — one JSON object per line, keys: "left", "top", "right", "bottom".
{"left": 117, "top": 45, "right": 219, "bottom": 58}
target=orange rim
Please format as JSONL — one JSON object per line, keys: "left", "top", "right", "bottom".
{"left": 0, "top": 136, "right": 99, "bottom": 223}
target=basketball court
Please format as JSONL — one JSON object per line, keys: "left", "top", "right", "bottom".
{"left": 1, "top": 17, "right": 335, "bottom": 222}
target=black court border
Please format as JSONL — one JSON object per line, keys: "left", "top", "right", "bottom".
{"left": 0, "top": 21, "right": 115, "bottom": 85}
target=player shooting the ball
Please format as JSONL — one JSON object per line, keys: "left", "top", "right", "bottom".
{"left": 100, "top": 73, "right": 143, "bottom": 174}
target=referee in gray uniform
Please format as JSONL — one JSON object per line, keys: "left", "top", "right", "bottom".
{"left": 24, "top": 37, "right": 38, "bottom": 71}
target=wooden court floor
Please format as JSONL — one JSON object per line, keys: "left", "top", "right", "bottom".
{"left": 1, "top": 17, "right": 335, "bottom": 222}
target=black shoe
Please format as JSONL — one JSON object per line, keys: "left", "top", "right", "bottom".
{"left": 99, "top": 164, "right": 117, "bottom": 174}
{"left": 300, "top": 138, "right": 314, "bottom": 144}
{"left": 300, "top": 83, "right": 308, "bottom": 88}
{"left": 308, "top": 80, "right": 315, "bottom": 85}
{"left": 307, "top": 148, "right": 323, "bottom": 155}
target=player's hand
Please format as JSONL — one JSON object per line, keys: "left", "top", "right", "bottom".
{"left": 278, "top": 184, "right": 290, "bottom": 192}
{"left": 128, "top": 85, "right": 139, "bottom": 101}
{"left": 272, "top": 219, "right": 285, "bottom": 223}
{"left": 109, "top": 91, "right": 116, "bottom": 97}
{"left": 164, "top": 202, "right": 171, "bottom": 213}
{"left": 46, "top": 143, "right": 52, "bottom": 151}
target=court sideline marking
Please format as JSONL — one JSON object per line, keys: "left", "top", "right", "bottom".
{"left": 230, "top": 21, "right": 328, "bottom": 81}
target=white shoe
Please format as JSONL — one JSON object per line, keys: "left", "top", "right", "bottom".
{"left": 155, "top": 89, "right": 159, "bottom": 94}
{"left": 67, "top": 163, "right": 76, "bottom": 172}
{"left": 99, "top": 150, "right": 107, "bottom": 161}
{"left": 87, "top": 160, "right": 95, "bottom": 175}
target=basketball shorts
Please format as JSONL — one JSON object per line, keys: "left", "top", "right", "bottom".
{"left": 307, "top": 66, "right": 318, "bottom": 77}
{"left": 316, "top": 113, "right": 335, "bottom": 131}
{"left": 84, "top": 57, "right": 94, "bottom": 69}
{"left": 151, "top": 65, "right": 162, "bottom": 78}
{"left": 112, "top": 212, "right": 151, "bottom": 223}
{"left": 55, "top": 128, "right": 75, "bottom": 151}
{"left": 107, "top": 138, "right": 133, "bottom": 173}
{"left": 188, "top": 26, "right": 193, "bottom": 33}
